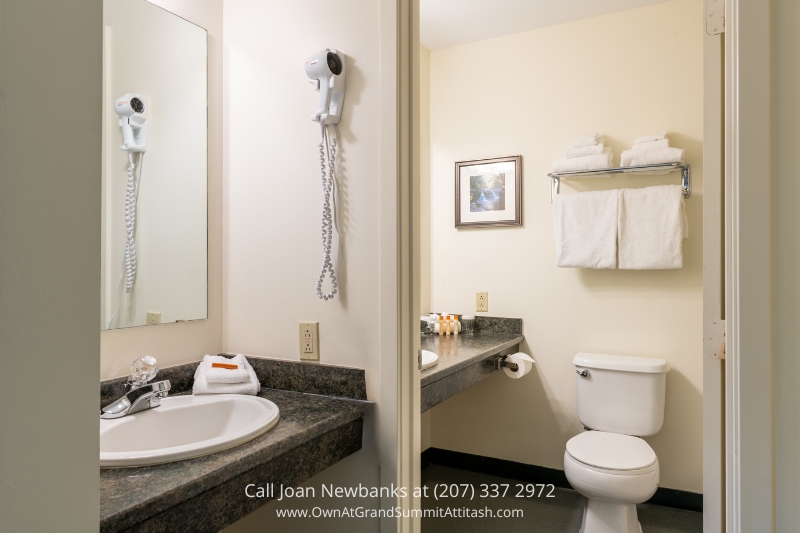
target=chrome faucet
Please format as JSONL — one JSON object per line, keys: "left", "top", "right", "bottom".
{"left": 100, "top": 356, "right": 171, "bottom": 419}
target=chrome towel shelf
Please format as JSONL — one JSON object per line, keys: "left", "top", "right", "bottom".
{"left": 548, "top": 162, "right": 691, "bottom": 203}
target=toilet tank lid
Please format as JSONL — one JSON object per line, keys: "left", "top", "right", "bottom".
{"left": 573, "top": 352, "right": 669, "bottom": 374}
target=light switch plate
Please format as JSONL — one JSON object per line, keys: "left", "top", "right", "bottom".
{"left": 476, "top": 292, "right": 488, "bottom": 312}
{"left": 299, "top": 322, "right": 320, "bottom": 361}
{"left": 146, "top": 312, "right": 161, "bottom": 325}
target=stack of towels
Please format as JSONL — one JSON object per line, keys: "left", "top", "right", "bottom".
{"left": 553, "top": 184, "right": 688, "bottom": 269}
{"left": 193, "top": 354, "right": 261, "bottom": 395}
{"left": 552, "top": 134, "right": 615, "bottom": 173}
{"left": 620, "top": 131, "right": 685, "bottom": 171}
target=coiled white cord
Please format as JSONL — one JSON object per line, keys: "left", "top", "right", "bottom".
{"left": 316, "top": 124, "right": 339, "bottom": 300}
{"left": 124, "top": 151, "right": 139, "bottom": 292}
{"left": 108, "top": 151, "right": 143, "bottom": 329}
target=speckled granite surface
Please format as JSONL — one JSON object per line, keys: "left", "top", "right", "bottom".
{"left": 474, "top": 316, "right": 523, "bottom": 335}
{"left": 100, "top": 388, "right": 371, "bottom": 533}
{"left": 101, "top": 356, "right": 367, "bottom": 408}
{"left": 420, "top": 330, "right": 524, "bottom": 413}
{"left": 420, "top": 332, "right": 524, "bottom": 387}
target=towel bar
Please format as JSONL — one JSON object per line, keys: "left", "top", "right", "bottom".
{"left": 548, "top": 163, "right": 691, "bottom": 203}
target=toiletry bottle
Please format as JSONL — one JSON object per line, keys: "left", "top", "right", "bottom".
{"left": 439, "top": 315, "right": 444, "bottom": 336}
{"left": 453, "top": 314, "right": 458, "bottom": 336}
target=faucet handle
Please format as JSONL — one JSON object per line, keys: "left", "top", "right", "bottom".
{"left": 129, "top": 355, "right": 159, "bottom": 385}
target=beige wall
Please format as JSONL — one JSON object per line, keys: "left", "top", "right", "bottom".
{"left": 773, "top": 0, "right": 800, "bottom": 527}
{"left": 420, "top": 45, "right": 432, "bottom": 313}
{"left": 220, "top": 0, "right": 385, "bottom": 530}
{"left": 0, "top": 0, "right": 102, "bottom": 530}
{"left": 425, "top": 0, "right": 704, "bottom": 492}
{"left": 100, "top": 0, "right": 224, "bottom": 379}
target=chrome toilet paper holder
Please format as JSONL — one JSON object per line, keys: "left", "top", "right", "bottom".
{"left": 494, "top": 355, "right": 519, "bottom": 373}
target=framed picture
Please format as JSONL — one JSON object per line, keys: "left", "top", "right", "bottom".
{"left": 455, "top": 155, "right": 521, "bottom": 228}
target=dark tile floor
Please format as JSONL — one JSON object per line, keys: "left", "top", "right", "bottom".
{"left": 421, "top": 466, "right": 702, "bottom": 533}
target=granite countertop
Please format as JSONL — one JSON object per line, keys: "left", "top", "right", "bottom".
{"left": 420, "top": 332, "right": 524, "bottom": 387}
{"left": 100, "top": 384, "right": 371, "bottom": 532}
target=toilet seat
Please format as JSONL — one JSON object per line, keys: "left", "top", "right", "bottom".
{"left": 566, "top": 431, "right": 657, "bottom": 474}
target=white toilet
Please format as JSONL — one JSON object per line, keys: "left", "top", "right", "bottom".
{"left": 564, "top": 352, "right": 670, "bottom": 533}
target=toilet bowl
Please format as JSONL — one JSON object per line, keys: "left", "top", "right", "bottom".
{"left": 566, "top": 352, "right": 669, "bottom": 533}
{"left": 564, "top": 431, "right": 659, "bottom": 533}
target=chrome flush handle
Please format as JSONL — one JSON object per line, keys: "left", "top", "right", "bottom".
{"left": 576, "top": 369, "right": 590, "bottom": 377}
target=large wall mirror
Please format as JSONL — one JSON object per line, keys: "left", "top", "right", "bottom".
{"left": 102, "top": 0, "right": 208, "bottom": 330}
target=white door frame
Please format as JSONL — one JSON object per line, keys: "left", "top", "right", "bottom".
{"left": 380, "top": 0, "right": 420, "bottom": 531}
{"left": 724, "top": 0, "right": 775, "bottom": 531}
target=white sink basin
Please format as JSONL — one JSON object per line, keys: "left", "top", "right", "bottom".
{"left": 100, "top": 394, "right": 280, "bottom": 467}
{"left": 421, "top": 350, "right": 439, "bottom": 370}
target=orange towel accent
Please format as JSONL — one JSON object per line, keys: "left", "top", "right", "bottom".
{"left": 211, "top": 362, "right": 239, "bottom": 370}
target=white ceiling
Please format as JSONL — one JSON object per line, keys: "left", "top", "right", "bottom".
{"left": 420, "top": 0, "right": 673, "bottom": 50}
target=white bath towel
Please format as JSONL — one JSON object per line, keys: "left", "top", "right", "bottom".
{"left": 204, "top": 354, "right": 249, "bottom": 384}
{"left": 570, "top": 134, "right": 600, "bottom": 148}
{"left": 620, "top": 147, "right": 685, "bottom": 167}
{"left": 552, "top": 148, "right": 614, "bottom": 173}
{"left": 553, "top": 189, "right": 619, "bottom": 269}
{"left": 631, "top": 138, "right": 669, "bottom": 149}
{"left": 193, "top": 355, "right": 261, "bottom": 395}
{"left": 618, "top": 185, "right": 687, "bottom": 270}
{"left": 634, "top": 131, "right": 668, "bottom": 144}
{"left": 565, "top": 139, "right": 605, "bottom": 158}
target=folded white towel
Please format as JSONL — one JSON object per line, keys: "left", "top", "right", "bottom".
{"left": 571, "top": 134, "right": 599, "bottom": 148}
{"left": 618, "top": 185, "right": 687, "bottom": 270}
{"left": 565, "top": 139, "right": 605, "bottom": 158}
{"left": 632, "top": 138, "right": 669, "bottom": 149}
{"left": 193, "top": 355, "right": 261, "bottom": 395}
{"left": 553, "top": 148, "right": 614, "bottom": 173}
{"left": 620, "top": 147, "right": 685, "bottom": 167}
{"left": 204, "top": 354, "right": 249, "bottom": 384}
{"left": 553, "top": 189, "right": 618, "bottom": 269}
{"left": 634, "top": 131, "right": 668, "bottom": 144}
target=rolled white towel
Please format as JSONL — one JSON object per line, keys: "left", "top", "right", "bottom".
{"left": 632, "top": 138, "right": 669, "bottom": 149}
{"left": 565, "top": 139, "right": 605, "bottom": 158}
{"left": 552, "top": 148, "right": 614, "bottom": 173}
{"left": 193, "top": 355, "right": 261, "bottom": 395}
{"left": 634, "top": 131, "right": 668, "bottom": 144}
{"left": 204, "top": 354, "right": 249, "bottom": 384}
{"left": 571, "top": 134, "right": 599, "bottom": 148}
{"left": 621, "top": 147, "right": 684, "bottom": 167}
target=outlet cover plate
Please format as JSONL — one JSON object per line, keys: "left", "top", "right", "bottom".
{"left": 146, "top": 312, "right": 161, "bottom": 325}
{"left": 476, "top": 292, "right": 488, "bottom": 313}
{"left": 299, "top": 322, "right": 320, "bottom": 361}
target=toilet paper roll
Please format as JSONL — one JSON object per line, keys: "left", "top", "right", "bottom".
{"left": 503, "top": 353, "right": 535, "bottom": 379}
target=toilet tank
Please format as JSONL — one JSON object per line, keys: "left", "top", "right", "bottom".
{"left": 573, "top": 352, "right": 669, "bottom": 437}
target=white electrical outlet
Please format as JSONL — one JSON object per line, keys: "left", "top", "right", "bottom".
{"left": 146, "top": 312, "right": 161, "bottom": 325}
{"left": 476, "top": 292, "right": 488, "bottom": 313}
{"left": 299, "top": 322, "right": 320, "bottom": 361}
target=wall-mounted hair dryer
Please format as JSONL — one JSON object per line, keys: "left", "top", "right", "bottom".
{"left": 305, "top": 49, "right": 346, "bottom": 125}
{"left": 115, "top": 93, "right": 148, "bottom": 152}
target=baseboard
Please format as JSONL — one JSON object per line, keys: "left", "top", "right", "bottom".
{"left": 421, "top": 447, "right": 702, "bottom": 513}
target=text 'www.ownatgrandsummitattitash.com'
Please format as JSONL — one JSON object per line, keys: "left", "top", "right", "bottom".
{"left": 246, "top": 482, "right": 558, "bottom": 519}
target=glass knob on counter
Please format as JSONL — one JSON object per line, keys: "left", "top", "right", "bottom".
{"left": 129, "top": 355, "right": 159, "bottom": 384}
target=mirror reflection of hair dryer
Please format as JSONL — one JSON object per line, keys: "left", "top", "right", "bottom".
{"left": 108, "top": 93, "right": 148, "bottom": 328}
{"left": 115, "top": 93, "right": 148, "bottom": 152}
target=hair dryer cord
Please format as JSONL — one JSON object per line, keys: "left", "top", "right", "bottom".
{"left": 316, "top": 124, "right": 338, "bottom": 300}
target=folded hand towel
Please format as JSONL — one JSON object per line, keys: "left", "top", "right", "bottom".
{"left": 193, "top": 355, "right": 261, "bottom": 395}
{"left": 553, "top": 189, "right": 618, "bottom": 269}
{"left": 634, "top": 131, "right": 667, "bottom": 144}
{"left": 618, "top": 185, "right": 686, "bottom": 269}
{"left": 621, "top": 147, "right": 684, "bottom": 167}
{"left": 571, "top": 134, "right": 599, "bottom": 148}
{"left": 631, "top": 138, "right": 669, "bottom": 149}
{"left": 204, "top": 354, "right": 249, "bottom": 384}
{"left": 553, "top": 148, "right": 614, "bottom": 173}
{"left": 565, "top": 139, "right": 605, "bottom": 158}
